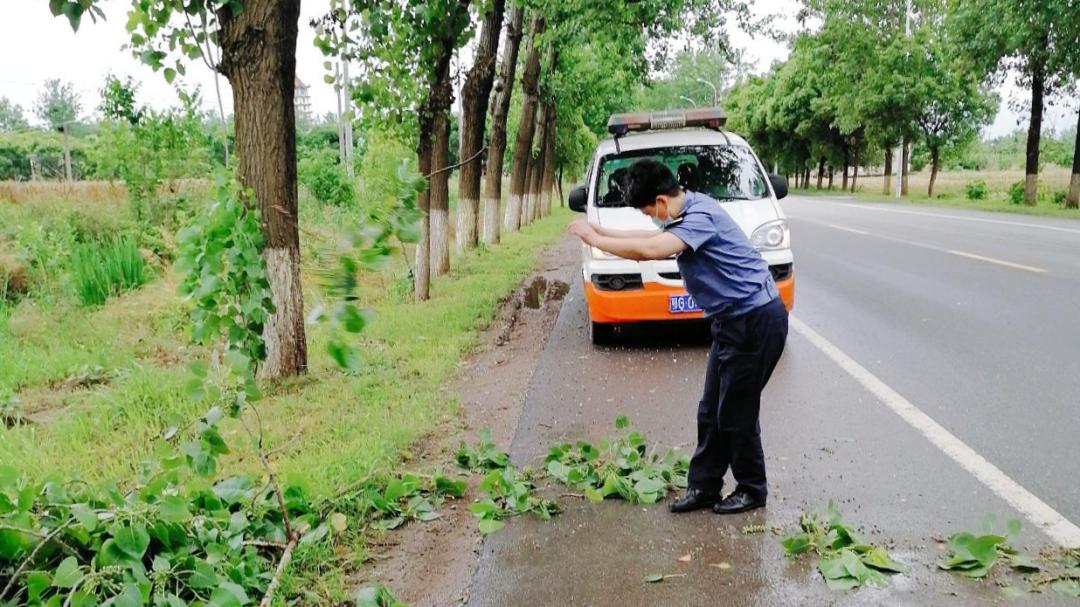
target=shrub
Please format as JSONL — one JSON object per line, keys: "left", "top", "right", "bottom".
{"left": 0, "top": 254, "right": 28, "bottom": 301}
{"left": 69, "top": 236, "right": 148, "bottom": 306}
{"left": 358, "top": 131, "right": 415, "bottom": 220}
{"left": 964, "top": 180, "right": 988, "bottom": 200}
{"left": 299, "top": 148, "right": 356, "bottom": 207}
{"left": 1008, "top": 181, "right": 1025, "bottom": 205}
{"left": 1051, "top": 190, "right": 1068, "bottom": 206}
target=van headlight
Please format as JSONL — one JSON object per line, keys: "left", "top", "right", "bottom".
{"left": 751, "top": 219, "right": 790, "bottom": 251}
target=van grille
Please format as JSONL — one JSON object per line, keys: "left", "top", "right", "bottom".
{"left": 591, "top": 273, "right": 643, "bottom": 291}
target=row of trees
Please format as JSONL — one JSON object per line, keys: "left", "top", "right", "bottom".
{"left": 723, "top": 0, "right": 1080, "bottom": 207}
{"left": 43, "top": 0, "right": 745, "bottom": 379}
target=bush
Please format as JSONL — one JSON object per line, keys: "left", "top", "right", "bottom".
{"left": 69, "top": 236, "right": 148, "bottom": 306}
{"left": 298, "top": 148, "right": 356, "bottom": 207}
{"left": 1008, "top": 181, "right": 1025, "bottom": 205}
{"left": 358, "top": 131, "right": 415, "bottom": 220}
{"left": 0, "top": 254, "right": 28, "bottom": 301}
{"left": 964, "top": 180, "right": 988, "bottom": 200}
{"left": 1052, "top": 190, "right": 1068, "bottom": 206}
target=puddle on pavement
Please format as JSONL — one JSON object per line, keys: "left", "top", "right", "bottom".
{"left": 522, "top": 276, "right": 569, "bottom": 309}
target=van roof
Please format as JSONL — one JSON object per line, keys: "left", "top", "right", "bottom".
{"left": 596, "top": 128, "right": 751, "bottom": 157}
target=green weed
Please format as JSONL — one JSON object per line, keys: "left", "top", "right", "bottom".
{"left": 69, "top": 236, "right": 148, "bottom": 306}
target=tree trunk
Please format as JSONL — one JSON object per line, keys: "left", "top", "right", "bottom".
{"left": 457, "top": 0, "right": 505, "bottom": 254}
{"left": 62, "top": 125, "right": 73, "bottom": 182}
{"left": 411, "top": 0, "right": 469, "bottom": 298}
{"left": 525, "top": 92, "right": 551, "bottom": 225}
{"left": 415, "top": 128, "right": 432, "bottom": 301}
{"left": 928, "top": 146, "right": 941, "bottom": 198}
{"left": 540, "top": 102, "right": 557, "bottom": 217}
{"left": 817, "top": 157, "right": 825, "bottom": 189}
{"left": 219, "top": 0, "right": 306, "bottom": 378}
{"left": 481, "top": 5, "right": 524, "bottom": 246}
{"left": 841, "top": 146, "right": 849, "bottom": 192}
{"left": 828, "top": 167, "right": 834, "bottom": 190}
{"left": 504, "top": 15, "right": 544, "bottom": 234}
{"left": 1024, "top": 56, "right": 1045, "bottom": 206}
{"left": 1068, "top": 104, "right": 1080, "bottom": 209}
{"left": 883, "top": 148, "right": 892, "bottom": 195}
{"left": 850, "top": 148, "right": 859, "bottom": 193}
{"left": 430, "top": 107, "right": 452, "bottom": 276}
{"left": 803, "top": 167, "right": 811, "bottom": 189}
{"left": 901, "top": 140, "right": 910, "bottom": 196}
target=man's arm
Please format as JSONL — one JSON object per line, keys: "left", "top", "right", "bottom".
{"left": 592, "top": 223, "right": 661, "bottom": 239}
{"left": 569, "top": 219, "right": 686, "bottom": 261}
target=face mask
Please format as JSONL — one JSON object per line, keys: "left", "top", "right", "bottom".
{"left": 651, "top": 203, "right": 677, "bottom": 229}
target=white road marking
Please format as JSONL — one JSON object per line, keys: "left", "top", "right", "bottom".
{"left": 802, "top": 218, "right": 1050, "bottom": 274}
{"left": 831, "top": 202, "right": 1080, "bottom": 235}
{"left": 827, "top": 223, "right": 869, "bottom": 235}
{"left": 946, "top": 250, "right": 1048, "bottom": 273}
{"left": 790, "top": 315, "right": 1080, "bottom": 547}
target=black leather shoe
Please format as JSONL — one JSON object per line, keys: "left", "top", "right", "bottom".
{"left": 669, "top": 488, "right": 720, "bottom": 513}
{"left": 712, "top": 490, "right": 766, "bottom": 515}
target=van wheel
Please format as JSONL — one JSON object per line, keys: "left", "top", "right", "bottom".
{"left": 591, "top": 322, "right": 617, "bottom": 346}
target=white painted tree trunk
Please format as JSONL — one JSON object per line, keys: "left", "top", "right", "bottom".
{"left": 503, "top": 194, "right": 522, "bottom": 233}
{"left": 481, "top": 195, "right": 501, "bottom": 246}
{"left": 456, "top": 198, "right": 478, "bottom": 255}
{"left": 260, "top": 246, "right": 307, "bottom": 378}
{"left": 431, "top": 207, "right": 450, "bottom": 276}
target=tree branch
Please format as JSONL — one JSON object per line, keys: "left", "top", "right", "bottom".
{"left": 0, "top": 520, "right": 74, "bottom": 602}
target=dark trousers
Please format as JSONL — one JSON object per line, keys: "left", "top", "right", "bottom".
{"left": 688, "top": 297, "right": 788, "bottom": 500}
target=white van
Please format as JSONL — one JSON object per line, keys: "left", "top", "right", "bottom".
{"left": 568, "top": 109, "right": 794, "bottom": 344}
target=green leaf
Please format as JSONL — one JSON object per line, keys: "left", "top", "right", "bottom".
{"left": 113, "top": 523, "right": 150, "bottom": 560}
{"left": 478, "top": 518, "right": 504, "bottom": 535}
{"left": 164, "top": 67, "right": 177, "bottom": 83}
{"left": 53, "top": 556, "right": 83, "bottom": 588}
{"left": 27, "top": 570, "right": 50, "bottom": 600}
{"left": 781, "top": 533, "right": 813, "bottom": 556}
{"left": 644, "top": 573, "right": 665, "bottom": 583}
{"left": 615, "top": 415, "right": 629, "bottom": 429}
{"left": 70, "top": 503, "right": 98, "bottom": 532}
{"left": 212, "top": 476, "right": 252, "bottom": 503}
{"left": 434, "top": 476, "right": 466, "bottom": 498}
{"left": 188, "top": 560, "right": 218, "bottom": 589}
{"left": 158, "top": 495, "right": 191, "bottom": 523}
{"left": 861, "top": 547, "right": 907, "bottom": 574}
{"left": 208, "top": 582, "right": 249, "bottom": 607}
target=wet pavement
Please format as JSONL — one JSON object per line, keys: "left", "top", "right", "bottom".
{"left": 467, "top": 197, "right": 1080, "bottom": 606}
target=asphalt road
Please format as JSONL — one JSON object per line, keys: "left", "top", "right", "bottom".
{"left": 467, "top": 196, "right": 1080, "bottom": 606}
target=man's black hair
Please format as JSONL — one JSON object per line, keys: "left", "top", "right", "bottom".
{"left": 624, "top": 158, "right": 682, "bottom": 208}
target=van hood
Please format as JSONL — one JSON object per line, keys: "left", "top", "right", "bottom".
{"left": 595, "top": 199, "right": 779, "bottom": 238}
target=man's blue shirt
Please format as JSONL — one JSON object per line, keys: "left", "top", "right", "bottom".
{"left": 664, "top": 191, "right": 778, "bottom": 319}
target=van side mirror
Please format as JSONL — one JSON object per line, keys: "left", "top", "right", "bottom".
{"left": 769, "top": 174, "right": 788, "bottom": 200}
{"left": 569, "top": 185, "right": 588, "bottom": 212}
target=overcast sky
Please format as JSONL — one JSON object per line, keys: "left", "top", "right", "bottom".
{"left": 1, "top": 0, "right": 1075, "bottom": 138}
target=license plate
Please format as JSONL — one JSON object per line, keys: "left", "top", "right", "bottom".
{"left": 668, "top": 294, "right": 701, "bottom": 314}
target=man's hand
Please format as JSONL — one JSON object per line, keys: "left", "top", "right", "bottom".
{"left": 568, "top": 218, "right": 598, "bottom": 244}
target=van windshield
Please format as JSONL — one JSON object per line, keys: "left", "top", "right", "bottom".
{"left": 594, "top": 145, "right": 769, "bottom": 207}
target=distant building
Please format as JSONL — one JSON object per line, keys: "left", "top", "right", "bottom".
{"left": 294, "top": 76, "right": 312, "bottom": 125}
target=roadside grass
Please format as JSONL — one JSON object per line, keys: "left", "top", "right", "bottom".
{"left": 0, "top": 206, "right": 572, "bottom": 500}
{"left": 791, "top": 167, "right": 1079, "bottom": 220}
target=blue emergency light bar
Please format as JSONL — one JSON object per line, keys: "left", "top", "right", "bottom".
{"left": 607, "top": 108, "right": 727, "bottom": 136}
